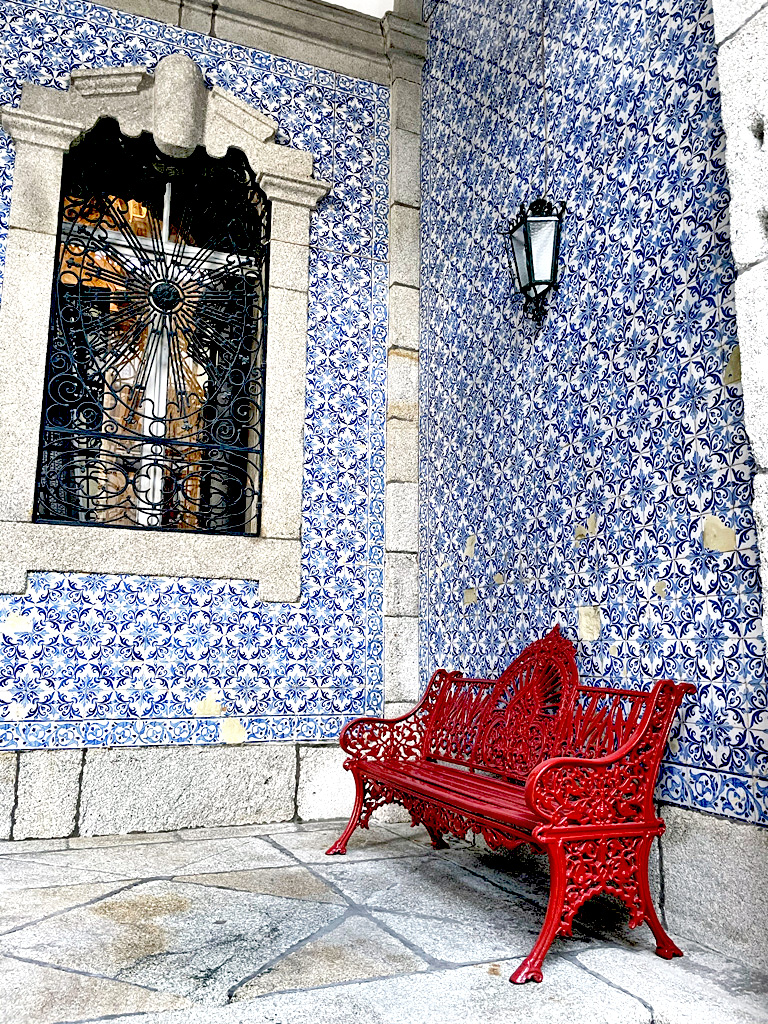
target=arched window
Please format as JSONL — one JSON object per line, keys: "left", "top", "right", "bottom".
{"left": 0, "top": 58, "right": 330, "bottom": 599}
{"left": 35, "top": 118, "right": 270, "bottom": 535}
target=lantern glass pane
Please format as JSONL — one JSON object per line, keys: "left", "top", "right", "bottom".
{"left": 529, "top": 217, "right": 557, "bottom": 284}
{"left": 510, "top": 226, "right": 529, "bottom": 289}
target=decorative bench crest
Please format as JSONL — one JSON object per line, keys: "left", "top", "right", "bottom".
{"left": 327, "top": 625, "right": 695, "bottom": 984}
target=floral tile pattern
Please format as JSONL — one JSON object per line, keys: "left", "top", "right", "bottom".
{"left": 419, "top": 0, "right": 767, "bottom": 823}
{"left": 0, "top": 0, "right": 389, "bottom": 745}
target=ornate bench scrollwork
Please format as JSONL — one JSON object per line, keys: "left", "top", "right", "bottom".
{"left": 327, "top": 625, "right": 694, "bottom": 984}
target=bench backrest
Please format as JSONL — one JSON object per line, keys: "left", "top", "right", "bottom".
{"left": 559, "top": 684, "right": 655, "bottom": 758}
{"left": 421, "top": 625, "right": 579, "bottom": 783}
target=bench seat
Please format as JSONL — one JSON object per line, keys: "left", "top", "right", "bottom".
{"left": 327, "top": 625, "right": 694, "bottom": 985}
{"left": 361, "top": 758, "right": 540, "bottom": 831}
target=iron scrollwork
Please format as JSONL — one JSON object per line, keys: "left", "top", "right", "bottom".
{"left": 35, "top": 119, "right": 270, "bottom": 535}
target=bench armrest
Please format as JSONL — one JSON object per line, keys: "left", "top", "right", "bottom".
{"left": 339, "top": 669, "right": 453, "bottom": 764}
{"left": 339, "top": 709, "right": 426, "bottom": 763}
{"left": 525, "top": 680, "right": 695, "bottom": 827}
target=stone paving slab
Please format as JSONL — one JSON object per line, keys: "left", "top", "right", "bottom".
{"left": 0, "top": 856, "right": 127, "bottom": 892}
{"left": 0, "top": 954, "right": 189, "bottom": 1024}
{"left": 273, "top": 823, "right": 428, "bottom": 862}
{"left": 0, "top": 878, "right": 344, "bottom": 1004}
{"left": 0, "top": 821, "right": 765, "bottom": 1024}
{"left": 176, "top": 865, "right": 346, "bottom": 903}
{"left": 68, "top": 959, "right": 653, "bottom": 1024}
{"left": 576, "top": 947, "right": 768, "bottom": 1024}
{"left": 231, "top": 913, "right": 429, "bottom": 998}
{"left": 316, "top": 847, "right": 551, "bottom": 921}
{"left": 0, "top": 881, "right": 126, "bottom": 934}
{"left": 0, "top": 835, "right": 293, "bottom": 884}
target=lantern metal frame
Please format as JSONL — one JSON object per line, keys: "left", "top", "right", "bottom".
{"left": 503, "top": 197, "right": 566, "bottom": 325}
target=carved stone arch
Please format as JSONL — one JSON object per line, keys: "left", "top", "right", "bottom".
{"left": 0, "top": 54, "right": 330, "bottom": 601}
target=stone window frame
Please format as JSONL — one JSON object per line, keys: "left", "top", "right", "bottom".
{"left": 0, "top": 54, "right": 330, "bottom": 602}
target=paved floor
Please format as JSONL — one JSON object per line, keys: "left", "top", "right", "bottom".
{"left": 0, "top": 819, "right": 766, "bottom": 1024}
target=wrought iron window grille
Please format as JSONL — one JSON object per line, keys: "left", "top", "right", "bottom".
{"left": 34, "top": 118, "right": 270, "bottom": 537}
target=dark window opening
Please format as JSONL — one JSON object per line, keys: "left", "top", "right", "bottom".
{"left": 34, "top": 117, "right": 270, "bottom": 536}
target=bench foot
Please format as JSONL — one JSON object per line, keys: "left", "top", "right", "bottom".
{"left": 637, "top": 840, "right": 684, "bottom": 961}
{"left": 642, "top": 896, "right": 683, "bottom": 960}
{"left": 425, "top": 826, "right": 449, "bottom": 850}
{"left": 654, "top": 940, "right": 684, "bottom": 960}
{"left": 325, "top": 769, "right": 365, "bottom": 856}
{"left": 510, "top": 962, "right": 544, "bottom": 984}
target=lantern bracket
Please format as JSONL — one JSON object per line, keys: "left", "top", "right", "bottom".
{"left": 503, "top": 198, "right": 566, "bottom": 325}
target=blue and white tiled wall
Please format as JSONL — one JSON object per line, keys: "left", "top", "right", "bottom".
{"left": 420, "top": 0, "right": 767, "bottom": 823}
{"left": 2, "top": 0, "right": 764, "bottom": 828}
{"left": 0, "top": 0, "right": 389, "bottom": 746}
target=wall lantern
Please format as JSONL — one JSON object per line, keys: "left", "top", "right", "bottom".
{"left": 504, "top": 198, "right": 566, "bottom": 324}
{"left": 503, "top": 0, "right": 565, "bottom": 325}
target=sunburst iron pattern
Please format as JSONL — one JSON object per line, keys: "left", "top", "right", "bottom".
{"left": 36, "top": 119, "right": 269, "bottom": 535}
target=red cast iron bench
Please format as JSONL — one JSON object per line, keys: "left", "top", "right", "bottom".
{"left": 327, "top": 625, "right": 694, "bottom": 984}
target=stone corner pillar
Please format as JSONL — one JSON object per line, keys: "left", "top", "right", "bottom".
{"left": 382, "top": 4, "right": 427, "bottom": 712}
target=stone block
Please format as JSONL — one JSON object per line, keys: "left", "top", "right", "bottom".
{"left": 178, "top": 0, "right": 212, "bottom": 34}
{"left": 79, "top": 744, "right": 296, "bottom": 836}
{"left": 0, "top": 753, "right": 16, "bottom": 840}
{"left": 388, "top": 52, "right": 425, "bottom": 85}
{"left": 389, "top": 283, "right": 421, "bottom": 352}
{"left": 716, "top": 9, "right": 768, "bottom": 268}
{"left": 94, "top": 0, "right": 180, "bottom": 24}
{"left": 260, "top": 286, "right": 308, "bottom": 541}
{"left": 386, "top": 482, "right": 419, "bottom": 553}
{"left": 648, "top": 832, "right": 662, "bottom": 907}
{"left": 14, "top": 749, "right": 82, "bottom": 840}
{"left": 0, "top": 561, "right": 29, "bottom": 595}
{"left": 371, "top": 801, "right": 412, "bottom": 824}
{"left": 270, "top": 200, "right": 312, "bottom": 246}
{"left": 0, "top": 521, "right": 301, "bottom": 604}
{"left": 712, "top": 0, "right": 767, "bottom": 42}
{"left": 383, "top": 14, "right": 429, "bottom": 63}
{"left": 386, "top": 419, "right": 419, "bottom": 483}
{"left": 269, "top": 239, "right": 310, "bottom": 293}
{"left": 391, "top": 128, "right": 422, "bottom": 208}
{"left": 735, "top": 260, "right": 768, "bottom": 468}
{"left": 297, "top": 745, "right": 356, "bottom": 821}
{"left": 0, "top": 230, "right": 60, "bottom": 522}
{"left": 153, "top": 54, "right": 208, "bottom": 158}
{"left": 393, "top": 0, "right": 425, "bottom": 21}
{"left": 186, "top": 0, "right": 390, "bottom": 86}
{"left": 384, "top": 700, "right": 416, "bottom": 718}
{"left": 7, "top": 140, "right": 70, "bottom": 235}
{"left": 384, "top": 615, "right": 420, "bottom": 703}
{"left": 391, "top": 77, "right": 422, "bottom": 134}
{"left": 661, "top": 803, "right": 768, "bottom": 971}
{"left": 384, "top": 552, "right": 419, "bottom": 616}
{"left": 387, "top": 347, "right": 419, "bottom": 421}
{"left": 390, "top": 204, "right": 421, "bottom": 289}
{"left": 751, "top": 472, "right": 768, "bottom": 614}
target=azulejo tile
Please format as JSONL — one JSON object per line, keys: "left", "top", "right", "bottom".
{"left": 0, "top": 0, "right": 390, "bottom": 746}
{"left": 420, "top": 0, "right": 766, "bottom": 825}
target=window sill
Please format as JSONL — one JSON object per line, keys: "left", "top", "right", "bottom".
{"left": 0, "top": 521, "right": 301, "bottom": 602}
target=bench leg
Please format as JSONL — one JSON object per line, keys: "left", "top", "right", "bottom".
{"left": 425, "top": 825, "right": 449, "bottom": 850}
{"left": 325, "top": 769, "right": 365, "bottom": 856}
{"left": 637, "top": 836, "right": 683, "bottom": 960}
{"left": 510, "top": 842, "right": 567, "bottom": 984}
